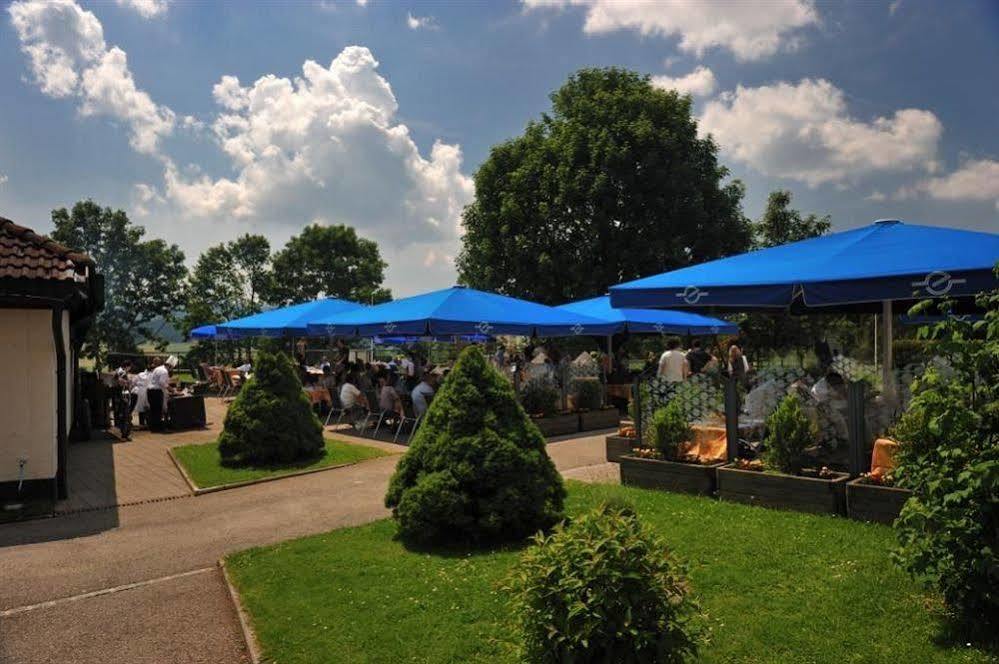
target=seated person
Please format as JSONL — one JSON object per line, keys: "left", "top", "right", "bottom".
{"left": 379, "top": 373, "right": 404, "bottom": 423}
{"left": 339, "top": 373, "right": 369, "bottom": 425}
{"left": 411, "top": 375, "right": 437, "bottom": 418}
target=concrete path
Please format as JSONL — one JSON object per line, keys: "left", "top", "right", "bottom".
{"left": 0, "top": 420, "right": 616, "bottom": 663}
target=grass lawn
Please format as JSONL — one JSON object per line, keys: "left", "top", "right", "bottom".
{"left": 225, "top": 482, "right": 992, "bottom": 664}
{"left": 172, "top": 437, "right": 390, "bottom": 489}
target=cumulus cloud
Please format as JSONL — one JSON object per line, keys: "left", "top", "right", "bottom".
{"left": 899, "top": 159, "right": 999, "bottom": 210}
{"left": 115, "top": 0, "right": 170, "bottom": 19}
{"left": 699, "top": 78, "right": 943, "bottom": 187}
{"left": 651, "top": 66, "right": 716, "bottom": 97}
{"left": 8, "top": 0, "right": 174, "bottom": 154}
{"left": 523, "top": 0, "right": 818, "bottom": 61}
{"left": 406, "top": 12, "right": 437, "bottom": 30}
{"left": 0, "top": 174, "right": 8, "bottom": 185}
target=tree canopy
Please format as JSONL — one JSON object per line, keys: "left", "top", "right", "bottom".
{"left": 183, "top": 234, "right": 272, "bottom": 334}
{"left": 457, "top": 67, "right": 752, "bottom": 305}
{"left": 50, "top": 200, "right": 186, "bottom": 365}
{"left": 755, "top": 190, "right": 831, "bottom": 249}
{"left": 269, "top": 224, "right": 391, "bottom": 305}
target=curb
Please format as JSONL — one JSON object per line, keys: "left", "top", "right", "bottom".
{"left": 219, "top": 558, "right": 263, "bottom": 664}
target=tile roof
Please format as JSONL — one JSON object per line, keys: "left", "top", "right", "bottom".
{"left": 0, "top": 217, "right": 93, "bottom": 282}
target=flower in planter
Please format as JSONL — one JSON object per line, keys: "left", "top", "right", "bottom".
{"left": 762, "top": 394, "right": 817, "bottom": 475}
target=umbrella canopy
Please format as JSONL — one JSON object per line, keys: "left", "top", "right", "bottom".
{"left": 306, "top": 286, "right": 617, "bottom": 338}
{"left": 190, "top": 324, "right": 220, "bottom": 339}
{"left": 556, "top": 296, "right": 738, "bottom": 335}
{"left": 609, "top": 220, "right": 999, "bottom": 313}
{"left": 373, "top": 334, "right": 491, "bottom": 344}
{"left": 218, "top": 297, "right": 363, "bottom": 338}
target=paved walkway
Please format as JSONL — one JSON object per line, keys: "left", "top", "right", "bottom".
{"left": 0, "top": 405, "right": 617, "bottom": 664}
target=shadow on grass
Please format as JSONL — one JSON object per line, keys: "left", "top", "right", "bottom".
{"left": 219, "top": 449, "right": 327, "bottom": 473}
{"left": 931, "top": 612, "right": 999, "bottom": 656}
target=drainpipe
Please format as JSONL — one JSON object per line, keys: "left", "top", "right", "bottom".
{"left": 52, "top": 303, "right": 68, "bottom": 500}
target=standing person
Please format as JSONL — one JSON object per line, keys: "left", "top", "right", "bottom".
{"left": 657, "top": 338, "right": 689, "bottom": 383}
{"left": 685, "top": 339, "right": 711, "bottom": 375}
{"left": 132, "top": 361, "right": 151, "bottom": 427}
{"left": 147, "top": 356, "right": 176, "bottom": 432}
{"left": 728, "top": 341, "right": 750, "bottom": 386}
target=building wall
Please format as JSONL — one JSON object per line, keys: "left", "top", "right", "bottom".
{"left": 0, "top": 308, "right": 57, "bottom": 482}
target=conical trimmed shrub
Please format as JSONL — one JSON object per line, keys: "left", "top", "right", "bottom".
{"left": 218, "top": 349, "right": 324, "bottom": 465}
{"left": 385, "top": 346, "right": 565, "bottom": 546}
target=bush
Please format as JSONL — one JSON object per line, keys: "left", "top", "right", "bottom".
{"left": 520, "top": 378, "right": 560, "bottom": 416}
{"left": 891, "top": 276, "right": 999, "bottom": 634}
{"left": 384, "top": 346, "right": 565, "bottom": 546}
{"left": 649, "top": 402, "right": 692, "bottom": 460}
{"left": 217, "top": 350, "right": 324, "bottom": 466}
{"left": 762, "top": 394, "right": 815, "bottom": 474}
{"left": 508, "top": 502, "right": 700, "bottom": 663}
{"left": 573, "top": 378, "right": 603, "bottom": 411}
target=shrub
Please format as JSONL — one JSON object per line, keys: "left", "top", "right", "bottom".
{"left": 520, "top": 378, "right": 560, "bottom": 416}
{"left": 573, "top": 378, "right": 603, "bottom": 411}
{"left": 762, "top": 394, "right": 815, "bottom": 474}
{"left": 508, "top": 502, "right": 700, "bottom": 663}
{"left": 384, "top": 346, "right": 565, "bottom": 546}
{"left": 649, "top": 402, "right": 692, "bottom": 460}
{"left": 891, "top": 275, "right": 999, "bottom": 634}
{"left": 217, "top": 350, "right": 324, "bottom": 466}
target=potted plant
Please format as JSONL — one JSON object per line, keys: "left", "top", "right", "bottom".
{"left": 846, "top": 467, "right": 911, "bottom": 524}
{"left": 718, "top": 394, "right": 849, "bottom": 515}
{"left": 574, "top": 378, "right": 620, "bottom": 432}
{"left": 521, "top": 379, "right": 578, "bottom": 437}
{"left": 620, "top": 402, "right": 724, "bottom": 495}
{"left": 605, "top": 422, "right": 637, "bottom": 462}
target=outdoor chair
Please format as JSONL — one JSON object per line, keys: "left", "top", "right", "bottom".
{"left": 323, "top": 390, "right": 347, "bottom": 427}
{"left": 394, "top": 398, "right": 422, "bottom": 444}
{"left": 355, "top": 389, "right": 381, "bottom": 434}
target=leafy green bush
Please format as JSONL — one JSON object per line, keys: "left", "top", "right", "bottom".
{"left": 520, "top": 378, "right": 560, "bottom": 416}
{"left": 217, "top": 350, "right": 324, "bottom": 466}
{"left": 385, "top": 346, "right": 565, "bottom": 546}
{"left": 650, "top": 402, "right": 692, "bottom": 460}
{"left": 573, "top": 378, "right": 603, "bottom": 411}
{"left": 508, "top": 501, "right": 700, "bottom": 663}
{"left": 762, "top": 394, "right": 815, "bottom": 474}
{"left": 892, "top": 275, "right": 999, "bottom": 635}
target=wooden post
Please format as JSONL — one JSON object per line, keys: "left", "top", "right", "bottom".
{"left": 724, "top": 375, "right": 740, "bottom": 462}
{"left": 847, "top": 380, "right": 868, "bottom": 477}
{"left": 633, "top": 373, "right": 643, "bottom": 443}
{"left": 881, "top": 300, "right": 896, "bottom": 402}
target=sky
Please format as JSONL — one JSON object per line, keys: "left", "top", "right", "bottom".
{"left": 1, "top": 0, "right": 997, "bottom": 297}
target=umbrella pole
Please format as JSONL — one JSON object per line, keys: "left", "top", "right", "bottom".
{"left": 881, "top": 300, "right": 896, "bottom": 402}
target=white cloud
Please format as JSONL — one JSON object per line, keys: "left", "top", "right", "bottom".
{"left": 889, "top": 0, "right": 903, "bottom": 15}
{"left": 651, "top": 66, "right": 716, "bottom": 97}
{"left": 8, "top": 0, "right": 174, "bottom": 155}
{"left": 0, "top": 174, "right": 8, "bottom": 185}
{"left": 523, "top": 0, "right": 819, "bottom": 61}
{"left": 865, "top": 190, "right": 887, "bottom": 202}
{"left": 899, "top": 159, "right": 999, "bottom": 210}
{"left": 115, "top": 0, "right": 170, "bottom": 19}
{"left": 356, "top": 0, "right": 368, "bottom": 5}
{"left": 699, "top": 78, "right": 943, "bottom": 187}
{"left": 406, "top": 12, "right": 437, "bottom": 30}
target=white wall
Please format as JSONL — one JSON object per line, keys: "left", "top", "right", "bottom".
{"left": 0, "top": 309, "right": 57, "bottom": 482}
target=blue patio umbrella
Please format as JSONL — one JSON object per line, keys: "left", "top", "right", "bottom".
{"left": 557, "top": 296, "right": 738, "bottom": 335}
{"left": 306, "top": 286, "right": 618, "bottom": 338}
{"left": 190, "top": 324, "right": 219, "bottom": 339}
{"left": 609, "top": 219, "right": 999, "bottom": 392}
{"left": 218, "top": 297, "right": 364, "bottom": 338}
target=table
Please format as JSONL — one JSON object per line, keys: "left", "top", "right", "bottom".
{"left": 169, "top": 395, "right": 206, "bottom": 430}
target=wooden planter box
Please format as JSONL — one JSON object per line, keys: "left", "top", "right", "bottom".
{"left": 621, "top": 455, "right": 724, "bottom": 496}
{"left": 579, "top": 408, "right": 621, "bottom": 432}
{"left": 605, "top": 435, "right": 635, "bottom": 462}
{"left": 532, "top": 412, "right": 580, "bottom": 438}
{"left": 717, "top": 464, "right": 849, "bottom": 515}
{"left": 846, "top": 478, "right": 912, "bottom": 524}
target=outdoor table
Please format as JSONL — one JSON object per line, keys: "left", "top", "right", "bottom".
{"left": 169, "top": 395, "right": 206, "bottom": 430}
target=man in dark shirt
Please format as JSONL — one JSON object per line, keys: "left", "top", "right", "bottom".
{"left": 686, "top": 339, "right": 711, "bottom": 375}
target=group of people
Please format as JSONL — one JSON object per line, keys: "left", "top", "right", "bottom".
{"left": 655, "top": 338, "right": 750, "bottom": 384}
{"left": 113, "top": 355, "right": 179, "bottom": 435}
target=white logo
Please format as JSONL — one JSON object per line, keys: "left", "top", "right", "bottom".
{"left": 476, "top": 321, "right": 494, "bottom": 335}
{"left": 911, "top": 271, "right": 966, "bottom": 297}
{"left": 570, "top": 323, "right": 585, "bottom": 336}
{"left": 710, "top": 325, "right": 720, "bottom": 334}
{"left": 324, "top": 325, "right": 337, "bottom": 335}
{"left": 384, "top": 322, "right": 397, "bottom": 333}
{"left": 676, "top": 286, "right": 709, "bottom": 304}
{"left": 653, "top": 322, "right": 666, "bottom": 335}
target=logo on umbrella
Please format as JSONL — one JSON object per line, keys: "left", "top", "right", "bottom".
{"left": 571, "top": 323, "right": 585, "bottom": 336}
{"left": 911, "top": 271, "right": 966, "bottom": 297}
{"left": 476, "top": 321, "right": 494, "bottom": 335}
{"left": 676, "top": 286, "right": 709, "bottom": 304}
{"left": 384, "top": 322, "right": 397, "bottom": 333}
{"left": 710, "top": 325, "right": 720, "bottom": 334}
{"left": 324, "top": 325, "right": 337, "bottom": 335}
{"left": 653, "top": 322, "right": 666, "bottom": 335}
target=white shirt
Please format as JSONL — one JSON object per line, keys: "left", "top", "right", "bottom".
{"left": 657, "top": 350, "right": 687, "bottom": 382}
{"left": 340, "top": 383, "right": 363, "bottom": 409}
{"left": 148, "top": 365, "right": 170, "bottom": 390}
{"left": 400, "top": 358, "right": 415, "bottom": 377}
{"left": 411, "top": 381, "right": 435, "bottom": 417}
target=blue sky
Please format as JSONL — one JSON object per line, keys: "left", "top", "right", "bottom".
{"left": 1, "top": 0, "right": 997, "bottom": 296}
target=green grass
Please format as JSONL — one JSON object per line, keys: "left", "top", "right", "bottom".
{"left": 172, "top": 438, "right": 390, "bottom": 489}
{"left": 226, "top": 483, "right": 992, "bottom": 664}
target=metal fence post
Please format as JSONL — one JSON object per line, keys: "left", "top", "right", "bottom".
{"left": 633, "top": 373, "right": 643, "bottom": 444}
{"left": 560, "top": 364, "right": 569, "bottom": 412}
{"left": 847, "top": 380, "right": 867, "bottom": 477}
{"left": 724, "top": 376, "right": 740, "bottom": 462}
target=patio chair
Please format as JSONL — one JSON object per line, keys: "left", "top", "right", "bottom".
{"left": 324, "top": 390, "right": 347, "bottom": 427}
{"left": 355, "top": 389, "right": 381, "bottom": 434}
{"left": 394, "top": 398, "right": 422, "bottom": 444}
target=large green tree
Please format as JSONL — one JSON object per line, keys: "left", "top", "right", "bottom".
{"left": 183, "top": 234, "right": 272, "bottom": 333}
{"left": 457, "top": 67, "right": 752, "bottom": 304}
{"left": 50, "top": 200, "right": 186, "bottom": 366}
{"left": 269, "top": 224, "right": 390, "bottom": 305}
{"left": 755, "top": 190, "right": 831, "bottom": 249}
